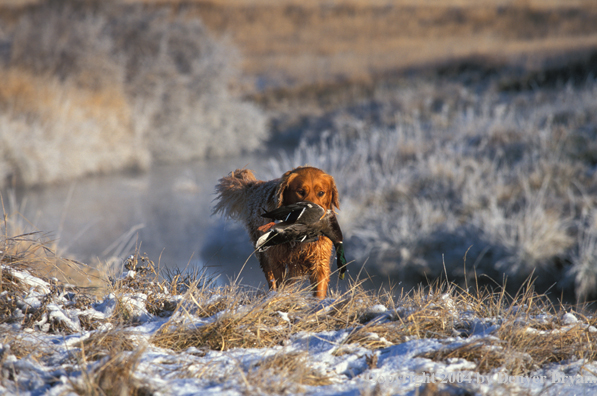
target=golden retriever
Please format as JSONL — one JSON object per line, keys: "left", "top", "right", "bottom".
{"left": 213, "top": 166, "right": 340, "bottom": 298}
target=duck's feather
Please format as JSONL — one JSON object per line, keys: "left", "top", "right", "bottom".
{"left": 261, "top": 201, "right": 326, "bottom": 224}
{"left": 256, "top": 225, "right": 320, "bottom": 251}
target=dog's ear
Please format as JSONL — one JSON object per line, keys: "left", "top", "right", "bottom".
{"left": 275, "top": 169, "right": 297, "bottom": 207}
{"left": 328, "top": 175, "right": 340, "bottom": 211}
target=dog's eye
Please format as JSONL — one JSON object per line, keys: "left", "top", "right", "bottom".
{"left": 317, "top": 191, "right": 325, "bottom": 197}
{"left": 297, "top": 190, "right": 306, "bottom": 196}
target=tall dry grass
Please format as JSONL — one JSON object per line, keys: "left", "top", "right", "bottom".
{"left": 0, "top": 0, "right": 266, "bottom": 188}
{"left": 0, "top": 191, "right": 107, "bottom": 294}
{"left": 0, "top": 68, "right": 148, "bottom": 187}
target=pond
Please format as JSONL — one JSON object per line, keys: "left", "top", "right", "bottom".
{"left": 6, "top": 154, "right": 275, "bottom": 288}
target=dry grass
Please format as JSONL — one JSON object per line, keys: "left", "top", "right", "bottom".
{"left": 122, "top": 0, "right": 597, "bottom": 94}
{"left": 152, "top": 280, "right": 384, "bottom": 351}
{"left": 0, "top": 330, "right": 43, "bottom": 360}
{"left": 0, "top": 0, "right": 266, "bottom": 189}
{"left": 175, "top": 346, "right": 334, "bottom": 393}
{"left": 75, "top": 328, "right": 138, "bottom": 362}
{"left": 69, "top": 348, "right": 151, "bottom": 396}
{"left": 151, "top": 271, "right": 597, "bottom": 381}
{"left": 1, "top": 231, "right": 104, "bottom": 291}
{"left": 3, "top": 276, "right": 173, "bottom": 390}
{"left": 1, "top": 194, "right": 107, "bottom": 295}
{"left": 419, "top": 315, "right": 597, "bottom": 375}
{"left": 334, "top": 280, "right": 597, "bottom": 376}
{"left": 0, "top": 67, "right": 148, "bottom": 188}
{"left": 243, "top": 351, "right": 333, "bottom": 394}
{"left": 2, "top": 224, "right": 597, "bottom": 393}
{"left": 340, "top": 282, "right": 461, "bottom": 351}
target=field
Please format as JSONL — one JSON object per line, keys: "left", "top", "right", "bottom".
{"left": 3, "top": 1, "right": 597, "bottom": 93}
{"left": 1, "top": 2, "right": 597, "bottom": 393}
{"left": 175, "top": 0, "right": 597, "bottom": 94}
{"left": 2, "top": 232, "right": 597, "bottom": 395}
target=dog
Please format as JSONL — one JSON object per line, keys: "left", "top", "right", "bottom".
{"left": 213, "top": 166, "right": 340, "bottom": 298}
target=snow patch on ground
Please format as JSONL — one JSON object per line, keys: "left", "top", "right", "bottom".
{"left": 2, "top": 265, "right": 597, "bottom": 395}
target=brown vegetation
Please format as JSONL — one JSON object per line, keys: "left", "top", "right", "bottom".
{"left": 2, "top": 224, "right": 597, "bottom": 393}
{"left": 132, "top": 0, "right": 597, "bottom": 96}
{"left": 3, "top": 1, "right": 596, "bottom": 97}
{"left": 0, "top": 0, "right": 595, "bottom": 188}
{"left": 0, "top": 0, "right": 266, "bottom": 188}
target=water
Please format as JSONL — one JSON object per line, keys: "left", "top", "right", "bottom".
{"left": 5, "top": 155, "right": 273, "bottom": 288}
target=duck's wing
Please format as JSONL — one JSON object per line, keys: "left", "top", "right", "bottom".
{"left": 261, "top": 201, "right": 324, "bottom": 224}
{"left": 261, "top": 202, "right": 307, "bottom": 221}
{"left": 256, "top": 223, "right": 319, "bottom": 250}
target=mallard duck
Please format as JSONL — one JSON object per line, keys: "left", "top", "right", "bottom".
{"left": 256, "top": 201, "right": 348, "bottom": 279}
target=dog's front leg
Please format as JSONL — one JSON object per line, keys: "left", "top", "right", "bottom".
{"left": 310, "top": 258, "right": 331, "bottom": 299}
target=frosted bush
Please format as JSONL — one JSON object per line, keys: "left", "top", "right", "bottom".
{"left": 270, "top": 80, "right": 597, "bottom": 298}
{"left": 0, "top": 1, "right": 267, "bottom": 187}
{"left": 569, "top": 213, "right": 597, "bottom": 301}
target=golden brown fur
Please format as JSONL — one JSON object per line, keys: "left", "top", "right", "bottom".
{"left": 213, "top": 166, "right": 340, "bottom": 298}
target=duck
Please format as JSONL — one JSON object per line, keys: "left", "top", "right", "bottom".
{"left": 255, "top": 201, "right": 348, "bottom": 279}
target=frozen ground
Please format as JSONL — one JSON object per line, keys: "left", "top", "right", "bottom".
{"left": 2, "top": 257, "right": 597, "bottom": 396}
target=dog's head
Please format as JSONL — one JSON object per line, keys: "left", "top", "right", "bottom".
{"left": 276, "top": 166, "right": 339, "bottom": 211}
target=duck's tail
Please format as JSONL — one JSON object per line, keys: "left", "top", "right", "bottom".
{"left": 255, "top": 229, "right": 277, "bottom": 251}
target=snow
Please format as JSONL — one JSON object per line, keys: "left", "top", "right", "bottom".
{"left": 4, "top": 267, "right": 51, "bottom": 294}
{"left": 562, "top": 312, "right": 579, "bottom": 325}
{"left": 2, "top": 266, "right": 597, "bottom": 395}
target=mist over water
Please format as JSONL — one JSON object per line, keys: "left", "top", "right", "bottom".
{"left": 7, "top": 155, "right": 275, "bottom": 288}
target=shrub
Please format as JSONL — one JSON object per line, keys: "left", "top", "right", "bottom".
{"left": 267, "top": 79, "right": 597, "bottom": 299}
{"left": 0, "top": 0, "right": 267, "bottom": 188}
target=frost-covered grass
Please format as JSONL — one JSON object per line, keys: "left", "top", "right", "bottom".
{"left": 0, "top": 1, "right": 266, "bottom": 188}
{"left": 2, "top": 229, "right": 597, "bottom": 395}
{"left": 268, "top": 77, "right": 597, "bottom": 302}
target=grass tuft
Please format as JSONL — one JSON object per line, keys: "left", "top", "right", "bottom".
{"left": 69, "top": 348, "right": 151, "bottom": 396}
{"left": 245, "top": 350, "right": 334, "bottom": 394}
{"left": 153, "top": 280, "right": 385, "bottom": 352}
